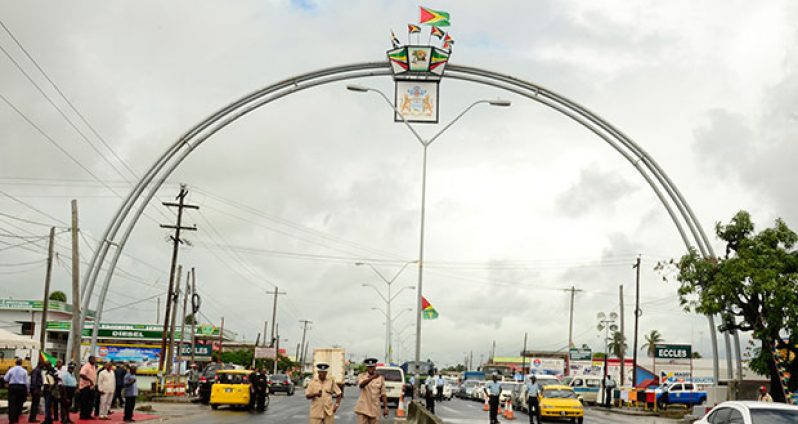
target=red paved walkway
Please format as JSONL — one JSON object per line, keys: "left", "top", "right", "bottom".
{"left": 0, "top": 411, "right": 158, "bottom": 424}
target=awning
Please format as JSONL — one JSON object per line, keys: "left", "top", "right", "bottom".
{"left": 0, "top": 328, "right": 40, "bottom": 350}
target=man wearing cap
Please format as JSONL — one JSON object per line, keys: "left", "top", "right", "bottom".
{"left": 305, "top": 363, "right": 342, "bottom": 424}
{"left": 252, "top": 366, "right": 270, "bottom": 412}
{"left": 354, "top": 358, "right": 388, "bottom": 424}
{"left": 757, "top": 386, "right": 773, "bottom": 402}
{"left": 483, "top": 373, "right": 502, "bottom": 424}
{"left": 525, "top": 375, "right": 542, "bottom": 424}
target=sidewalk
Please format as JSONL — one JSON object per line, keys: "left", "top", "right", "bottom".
{"left": 591, "top": 406, "right": 660, "bottom": 417}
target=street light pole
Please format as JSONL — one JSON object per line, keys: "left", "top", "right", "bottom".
{"left": 348, "top": 84, "right": 511, "bottom": 394}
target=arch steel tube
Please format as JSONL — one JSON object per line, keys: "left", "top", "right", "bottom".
{"left": 82, "top": 61, "right": 721, "bottom": 383}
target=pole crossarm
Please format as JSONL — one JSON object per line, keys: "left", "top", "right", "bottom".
{"left": 79, "top": 60, "right": 724, "bottom": 385}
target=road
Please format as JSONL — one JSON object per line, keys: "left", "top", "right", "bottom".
{"left": 165, "top": 388, "right": 676, "bottom": 424}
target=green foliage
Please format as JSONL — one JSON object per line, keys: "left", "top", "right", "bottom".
{"left": 662, "top": 211, "right": 798, "bottom": 401}
{"left": 641, "top": 330, "right": 664, "bottom": 358}
{"left": 49, "top": 291, "right": 67, "bottom": 302}
{"left": 691, "top": 352, "right": 702, "bottom": 359}
{"left": 219, "top": 349, "right": 296, "bottom": 372}
{"left": 443, "top": 364, "right": 466, "bottom": 372}
{"left": 608, "top": 331, "right": 627, "bottom": 359}
{"left": 184, "top": 314, "right": 197, "bottom": 325}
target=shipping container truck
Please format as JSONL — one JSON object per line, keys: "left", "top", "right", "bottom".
{"left": 312, "top": 348, "right": 346, "bottom": 386}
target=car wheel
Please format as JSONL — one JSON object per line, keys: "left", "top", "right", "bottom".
{"left": 211, "top": 405, "right": 218, "bottom": 410}
{"left": 577, "top": 418, "right": 584, "bottom": 424}
{"left": 288, "top": 389, "right": 294, "bottom": 396}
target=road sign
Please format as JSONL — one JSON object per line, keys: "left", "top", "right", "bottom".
{"left": 569, "top": 348, "right": 592, "bottom": 361}
{"left": 654, "top": 344, "right": 692, "bottom": 359}
{"left": 254, "top": 347, "right": 276, "bottom": 359}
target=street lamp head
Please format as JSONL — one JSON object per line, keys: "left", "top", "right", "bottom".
{"left": 489, "top": 99, "right": 512, "bottom": 107}
{"left": 346, "top": 84, "right": 370, "bottom": 93}
{"left": 355, "top": 262, "right": 365, "bottom": 266}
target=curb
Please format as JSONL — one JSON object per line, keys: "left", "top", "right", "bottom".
{"left": 591, "top": 406, "right": 659, "bottom": 417}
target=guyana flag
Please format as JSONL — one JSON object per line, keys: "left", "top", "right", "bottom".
{"left": 419, "top": 6, "right": 450, "bottom": 27}
{"left": 422, "top": 296, "right": 439, "bottom": 320}
{"left": 39, "top": 350, "right": 57, "bottom": 366}
{"left": 430, "top": 26, "right": 445, "bottom": 40}
{"left": 408, "top": 24, "right": 421, "bottom": 34}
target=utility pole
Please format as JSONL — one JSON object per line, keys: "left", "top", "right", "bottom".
{"left": 619, "top": 284, "right": 625, "bottom": 386}
{"left": 190, "top": 268, "right": 197, "bottom": 364}
{"left": 295, "top": 343, "right": 301, "bottom": 364}
{"left": 299, "top": 320, "right": 312, "bottom": 369}
{"left": 39, "top": 227, "right": 55, "bottom": 351}
{"left": 157, "top": 184, "right": 198, "bottom": 374}
{"left": 272, "top": 323, "right": 280, "bottom": 375}
{"left": 303, "top": 340, "right": 309, "bottom": 371}
{"left": 177, "top": 268, "right": 191, "bottom": 376}
{"left": 68, "top": 200, "right": 81, "bottom": 370}
{"left": 632, "top": 256, "right": 641, "bottom": 388}
{"left": 266, "top": 287, "right": 286, "bottom": 346}
{"left": 156, "top": 298, "right": 161, "bottom": 324}
{"left": 522, "top": 332, "right": 528, "bottom": 375}
{"left": 490, "top": 340, "right": 496, "bottom": 363}
{"left": 166, "top": 265, "right": 182, "bottom": 377}
{"left": 219, "top": 317, "right": 225, "bottom": 360}
{"left": 565, "top": 286, "right": 583, "bottom": 348}
{"left": 262, "top": 321, "right": 269, "bottom": 347}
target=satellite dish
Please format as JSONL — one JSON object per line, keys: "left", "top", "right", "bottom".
{"left": 597, "top": 312, "right": 606, "bottom": 320}
{"left": 610, "top": 324, "right": 619, "bottom": 332}
{"left": 609, "top": 312, "right": 618, "bottom": 321}
{"left": 597, "top": 323, "right": 605, "bottom": 331}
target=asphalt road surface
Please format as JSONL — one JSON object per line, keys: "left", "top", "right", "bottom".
{"left": 168, "top": 390, "right": 675, "bottom": 424}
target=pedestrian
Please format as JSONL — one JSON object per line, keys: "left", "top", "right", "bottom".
{"left": 123, "top": 366, "right": 138, "bottom": 423}
{"left": 29, "top": 359, "right": 45, "bottom": 422}
{"left": 51, "top": 360, "right": 63, "bottom": 423}
{"left": 252, "top": 367, "right": 270, "bottom": 412}
{"left": 603, "top": 375, "right": 616, "bottom": 408}
{"left": 424, "top": 371, "right": 436, "bottom": 414}
{"left": 305, "top": 363, "right": 342, "bottom": 424}
{"left": 60, "top": 363, "right": 77, "bottom": 419}
{"left": 407, "top": 375, "right": 415, "bottom": 400}
{"left": 757, "top": 386, "right": 773, "bottom": 402}
{"left": 435, "top": 374, "right": 444, "bottom": 402}
{"left": 354, "top": 358, "right": 388, "bottom": 424}
{"left": 525, "top": 375, "right": 542, "bottom": 424}
{"left": 97, "top": 362, "right": 116, "bottom": 419}
{"left": 78, "top": 355, "right": 97, "bottom": 420}
{"left": 4, "top": 358, "right": 29, "bottom": 424}
{"left": 483, "top": 373, "right": 502, "bottom": 424}
{"left": 186, "top": 364, "right": 199, "bottom": 397}
{"left": 42, "top": 362, "right": 59, "bottom": 424}
{"left": 113, "top": 363, "right": 127, "bottom": 408}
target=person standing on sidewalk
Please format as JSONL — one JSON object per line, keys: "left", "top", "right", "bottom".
{"left": 59, "top": 363, "right": 77, "bottom": 419}
{"left": 97, "top": 362, "right": 116, "bottom": 419}
{"left": 603, "top": 375, "right": 616, "bottom": 408}
{"left": 4, "top": 358, "right": 29, "bottom": 424}
{"left": 29, "top": 360, "right": 45, "bottom": 422}
{"left": 525, "top": 375, "right": 542, "bottom": 424}
{"left": 113, "top": 363, "right": 127, "bottom": 408}
{"left": 483, "top": 373, "right": 502, "bottom": 424}
{"left": 122, "top": 366, "right": 138, "bottom": 423}
{"left": 354, "top": 358, "right": 388, "bottom": 424}
{"left": 42, "top": 362, "right": 59, "bottom": 424}
{"left": 78, "top": 356, "right": 97, "bottom": 420}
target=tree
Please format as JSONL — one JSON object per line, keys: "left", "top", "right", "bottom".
{"left": 608, "top": 331, "right": 627, "bottom": 359}
{"left": 49, "top": 291, "right": 66, "bottom": 302}
{"left": 691, "top": 352, "right": 702, "bottom": 359}
{"left": 184, "top": 314, "right": 197, "bottom": 325}
{"left": 641, "top": 330, "right": 664, "bottom": 357}
{"left": 662, "top": 211, "right": 798, "bottom": 402}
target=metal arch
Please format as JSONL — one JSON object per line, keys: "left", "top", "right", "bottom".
{"left": 77, "top": 60, "right": 723, "bottom": 383}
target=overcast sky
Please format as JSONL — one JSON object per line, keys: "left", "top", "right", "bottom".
{"left": 1, "top": 0, "right": 796, "bottom": 368}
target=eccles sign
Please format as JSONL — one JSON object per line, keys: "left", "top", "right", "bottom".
{"left": 654, "top": 344, "right": 692, "bottom": 359}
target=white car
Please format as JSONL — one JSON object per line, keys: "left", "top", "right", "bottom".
{"left": 693, "top": 400, "right": 798, "bottom": 424}
{"left": 500, "top": 382, "right": 521, "bottom": 403}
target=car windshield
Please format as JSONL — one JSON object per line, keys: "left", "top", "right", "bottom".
{"left": 218, "top": 373, "right": 247, "bottom": 384}
{"left": 376, "top": 369, "right": 403, "bottom": 382}
{"left": 501, "top": 383, "right": 516, "bottom": 390}
{"left": 585, "top": 380, "right": 601, "bottom": 387}
{"left": 544, "top": 389, "right": 577, "bottom": 399}
{"left": 271, "top": 374, "right": 288, "bottom": 382}
{"left": 750, "top": 408, "right": 798, "bottom": 424}
{"left": 465, "top": 381, "right": 477, "bottom": 388}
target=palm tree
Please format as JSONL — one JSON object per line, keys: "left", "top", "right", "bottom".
{"left": 641, "top": 330, "right": 664, "bottom": 357}
{"left": 608, "top": 331, "right": 627, "bottom": 358}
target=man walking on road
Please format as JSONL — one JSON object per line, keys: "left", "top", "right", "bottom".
{"left": 484, "top": 373, "right": 502, "bottom": 424}
{"left": 78, "top": 356, "right": 97, "bottom": 420}
{"left": 4, "top": 358, "right": 28, "bottom": 424}
{"left": 305, "top": 363, "right": 342, "bottom": 424}
{"left": 525, "top": 375, "right": 542, "bottom": 424}
{"left": 354, "top": 358, "right": 388, "bottom": 424}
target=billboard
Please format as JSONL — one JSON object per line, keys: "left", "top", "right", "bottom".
{"left": 654, "top": 344, "right": 692, "bottom": 360}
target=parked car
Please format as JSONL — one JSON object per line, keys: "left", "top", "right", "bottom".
{"left": 471, "top": 381, "right": 486, "bottom": 401}
{"left": 568, "top": 376, "right": 602, "bottom": 405}
{"left": 500, "top": 382, "right": 520, "bottom": 403}
{"left": 209, "top": 370, "right": 255, "bottom": 410}
{"left": 198, "top": 363, "right": 234, "bottom": 404}
{"left": 459, "top": 380, "right": 479, "bottom": 399}
{"left": 538, "top": 385, "right": 584, "bottom": 424}
{"left": 268, "top": 373, "right": 295, "bottom": 395}
{"left": 693, "top": 400, "right": 798, "bottom": 424}
{"left": 655, "top": 382, "right": 707, "bottom": 408}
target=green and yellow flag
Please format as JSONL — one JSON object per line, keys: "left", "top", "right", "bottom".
{"left": 39, "top": 350, "right": 57, "bottom": 366}
{"left": 419, "top": 6, "right": 450, "bottom": 27}
{"left": 422, "top": 296, "right": 439, "bottom": 320}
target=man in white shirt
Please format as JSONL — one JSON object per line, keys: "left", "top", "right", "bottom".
{"left": 97, "top": 363, "right": 116, "bottom": 419}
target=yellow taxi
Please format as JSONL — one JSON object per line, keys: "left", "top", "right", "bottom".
{"left": 539, "top": 384, "right": 584, "bottom": 423}
{"left": 209, "top": 369, "right": 254, "bottom": 410}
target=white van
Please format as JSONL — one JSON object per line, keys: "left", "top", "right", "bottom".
{"left": 375, "top": 366, "right": 405, "bottom": 405}
{"left": 568, "top": 376, "right": 602, "bottom": 404}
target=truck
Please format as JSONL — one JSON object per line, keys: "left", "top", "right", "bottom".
{"left": 463, "top": 371, "right": 485, "bottom": 381}
{"left": 654, "top": 382, "right": 707, "bottom": 408}
{"left": 312, "top": 348, "right": 346, "bottom": 386}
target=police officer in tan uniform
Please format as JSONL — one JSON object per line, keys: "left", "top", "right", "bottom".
{"left": 305, "top": 363, "right": 342, "bottom": 424}
{"left": 354, "top": 358, "right": 388, "bottom": 424}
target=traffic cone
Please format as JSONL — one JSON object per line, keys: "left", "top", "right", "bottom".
{"left": 504, "top": 399, "right": 515, "bottom": 420}
{"left": 397, "top": 392, "right": 406, "bottom": 418}
{"left": 483, "top": 396, "right": 490, "bottom": 411}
